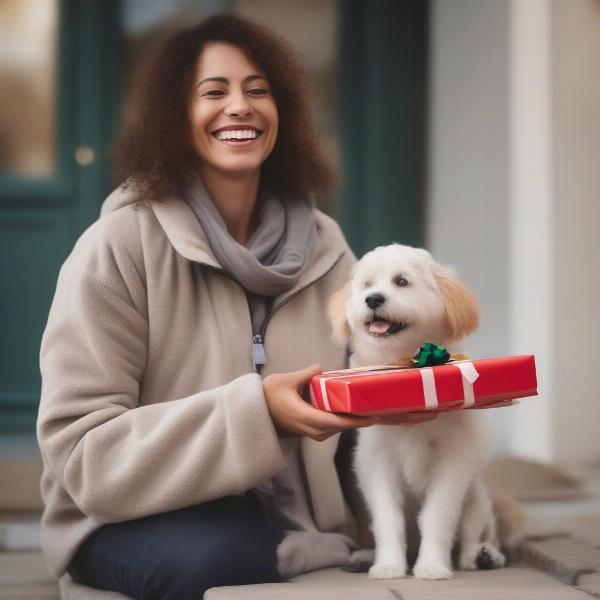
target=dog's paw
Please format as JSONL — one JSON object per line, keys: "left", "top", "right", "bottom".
{"left": 412, "top": 559, "right": 453, "bottom": 580}
{"left": 368, "top": 562, "right": 407, "bottom": 580}
{"left": 458, "top": 543, "right": 506, "bottom": 570}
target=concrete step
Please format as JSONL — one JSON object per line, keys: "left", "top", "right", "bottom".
{"left": 0, "top": 461, "right": 43, "bottom": 513}
{"left": 205, "top": 565, "right": 593, "bottom": 599}
{"left": 517, "top": 533, "right": 600, "bottom": 585}
{"left": 0, "top": 519, "right": 41, "bottom": 551}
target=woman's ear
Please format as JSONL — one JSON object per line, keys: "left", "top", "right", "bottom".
{"left": 433, "top": 266, "right": 480, "bottom": 342}
{"left": 327, "top": 282, "right": 352, "bottom": 345}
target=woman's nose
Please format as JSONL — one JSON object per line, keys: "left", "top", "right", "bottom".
{"left": 224, "top": 90, "right": 252, "bottom": 118}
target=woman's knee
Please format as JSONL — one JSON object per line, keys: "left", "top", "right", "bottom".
{"left": 69, "top": 494, "right": 285, "bottom": 599}
{"left": 147, "top": 495, "right": 284, "bottom": 598}
{"left": 150, "top": 531, "right": 283, "bottom": 599}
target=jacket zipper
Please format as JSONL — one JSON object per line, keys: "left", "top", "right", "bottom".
{"left": 251, "top": 333, "right": 267, "bottom": 371}
{"left": 253, "top": 251, "right": 346, "bottom": 372}
{"left": 196, "top": 251, "right": 346, "bottom": 372}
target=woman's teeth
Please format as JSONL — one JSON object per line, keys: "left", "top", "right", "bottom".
{"left": 214, "top": 130, "right": 259, "bottom": 140}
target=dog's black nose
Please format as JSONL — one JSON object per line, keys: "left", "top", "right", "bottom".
{"left": 365, "top": 293, "right": 385, "bottom": 309}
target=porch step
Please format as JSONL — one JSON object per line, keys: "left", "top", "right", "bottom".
{"left": 0, "top": 551, "right": 58, "bottom": 599}
{"left": 0, "top": 460, "right": 43, "bottom": 513}
{"left": 0, "top": 519, "right": 41, "bottom": 551}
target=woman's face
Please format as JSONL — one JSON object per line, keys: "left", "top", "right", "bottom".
{"left": 188, "top": 42, "right": 278, "bottom": 179}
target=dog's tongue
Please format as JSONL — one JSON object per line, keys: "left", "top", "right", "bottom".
{"left": 369, "top": 320, "right": 391, "bottom": 334}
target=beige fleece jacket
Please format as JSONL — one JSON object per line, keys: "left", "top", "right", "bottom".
{"left": 36, "top": 189, "right": 356, "bottom": 577}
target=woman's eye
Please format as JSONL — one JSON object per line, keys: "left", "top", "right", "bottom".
{"left": 247, "top": 88, "right": 269, "bottom": 96}
{"left": 203, "top": 90, "right": 225, "bottom": 97}
{"left": 394, "top": 277, "right": 408, "bottom": 287}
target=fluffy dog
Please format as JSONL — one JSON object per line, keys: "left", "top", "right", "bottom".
{"left": 328, "top": 244, "right": 506, "bottom": 580}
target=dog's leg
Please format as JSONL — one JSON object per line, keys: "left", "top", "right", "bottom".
{"left": 457, "top": 478, "right": 506, "bottom": 570}
{"left": 413, "top": 455, "right": 478, "bottom": 580}
{"left": 354, "top": 435, "right": 408, "bottom": 579}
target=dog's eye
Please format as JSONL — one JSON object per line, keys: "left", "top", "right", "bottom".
{"left": 394, "top": 276, "right": 409, "bottom": 287}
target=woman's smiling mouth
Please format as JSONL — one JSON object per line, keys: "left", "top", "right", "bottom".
{"left": 212, "top": 128, "right": 264, "bottom": 147}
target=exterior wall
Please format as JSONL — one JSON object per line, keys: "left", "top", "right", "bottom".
{"left": 427, "top": 0, "right": 512, "bottom": 454}
{"left": 509, "top": 0, "right": 554, "bottom": 462}
{"left": 551, "top": 0, "right": 600, "bottom": 465}
{"left": 429, "top": 0, "right": 600, "bottom": 466}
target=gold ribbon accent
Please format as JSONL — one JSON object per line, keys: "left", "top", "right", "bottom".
{"left": 386, "top": 353, "right": 470, "bottom": 369}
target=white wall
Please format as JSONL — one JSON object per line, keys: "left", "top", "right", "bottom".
{"left": 427, "top": 0, "right": 512, "bottom": 454}
{"left": 551, "top": 0, "right": 600, "bottom": 465}
{"left": 428, "top": 0, "right": 600, "bottom": 466}
{"left": 509, "top": 0, "right": 554, "bottom": 462}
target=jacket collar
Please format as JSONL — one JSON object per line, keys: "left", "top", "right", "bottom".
{"left": 151, "top": 195, "right": 220, "bottom": 268}
{"left": 150, "top": 194, "right": 347, "bottom": 304}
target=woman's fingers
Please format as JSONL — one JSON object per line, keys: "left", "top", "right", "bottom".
{"left": 300, "top": 401, "right": 377, "bottom": 431}
{"left": 267, "top": 364, "right": 445, "bottom": 441}
{"left": 291, "top": 364, "right": 323, "bottom": 387}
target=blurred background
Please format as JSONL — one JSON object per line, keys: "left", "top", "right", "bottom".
{"left": 0, "top": 0, "right": 599, "bottom": 572}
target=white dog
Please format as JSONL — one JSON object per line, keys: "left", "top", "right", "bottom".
{"left": 328, "top": 244, "right": 506, "bottom": 580}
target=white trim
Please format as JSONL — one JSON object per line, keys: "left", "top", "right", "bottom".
{"left": 509, "top": 0, "right": 553, "bottom": 462}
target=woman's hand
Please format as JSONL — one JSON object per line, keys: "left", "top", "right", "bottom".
{"left": 262, "top": 364, "right": 439, "bottom": 441}
{"left": 262, "top": 364, "right": 378, "bottom": 441}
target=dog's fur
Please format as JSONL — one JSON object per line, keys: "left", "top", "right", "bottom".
{"left": 328, "top": 244, "right": 507, "bottom": 580}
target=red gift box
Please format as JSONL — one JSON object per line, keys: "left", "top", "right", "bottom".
{"left": 309, "top": 355, "right": 537, "bottom": 416}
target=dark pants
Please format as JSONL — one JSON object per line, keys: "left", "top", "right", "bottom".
{"left": 68, "top": 493, "right": 286, "bottom": 600}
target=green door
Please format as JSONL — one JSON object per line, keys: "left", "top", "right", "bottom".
{"left": 0, "top": 0, "right": 426, "bottom": 432}
{"left": 0, "top": 0, "right": 120, "bottom": 431}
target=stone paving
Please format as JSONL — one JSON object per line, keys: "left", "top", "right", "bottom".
{"left": 0, "top": 550, "right": 58, "bottom": 599}
{"left": 2, "top": 529, "right": 600, "bottom": 599}
{"left": 206, "top": 566, "right": 595, "bottom": 599}
{"left": 1, "top": 452, "right": 600, "bottom": 599}
{"left": 517, "top": 534, "right": 600, "bottom": 586}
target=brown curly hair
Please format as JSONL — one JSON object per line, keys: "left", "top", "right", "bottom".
{"left": 112, "top": 14, "right": 337, "bottom": 203}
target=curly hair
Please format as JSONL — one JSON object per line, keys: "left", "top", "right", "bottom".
{"left": 112, "top": 14, "right": 337, "bottom": 203}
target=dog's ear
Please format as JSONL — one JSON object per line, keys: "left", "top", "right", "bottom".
{"left": 327, "top": 282, "right": 352, "bottom": 345}
{"left": 433, "top": 266, "right": 480, "bottom": 342}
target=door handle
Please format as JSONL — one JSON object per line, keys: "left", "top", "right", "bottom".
{"left": 74, "top": 146, "right": 95, "bottom": 166}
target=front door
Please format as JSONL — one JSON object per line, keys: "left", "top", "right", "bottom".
{"left": 0, "top": 0, "right": 426, "bottom": 432}
{"left": 0, "top": 0, "right": 120, "bottom": 430}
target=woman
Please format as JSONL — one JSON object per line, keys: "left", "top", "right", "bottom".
{"left": 37, "top": 14, "right": 432, "bottom": 599}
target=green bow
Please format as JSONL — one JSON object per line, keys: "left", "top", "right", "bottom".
{"left": 413, "top": 343, "right": 451, "bottom": 367}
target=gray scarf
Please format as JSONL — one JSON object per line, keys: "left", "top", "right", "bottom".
{"left": 183, "top": 177, "right": 316, "bottom": 339}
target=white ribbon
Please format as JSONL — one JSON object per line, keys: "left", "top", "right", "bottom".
{"left": 453, "top": 361, "right": 480, "bottom": 407}
{"left": 418, "top": 361, "right": 480, "bottom": 409}
{"left": 419, "top": 368, "right": 438, "bottom": 409}
{"left": 320, "top": 376, "right": 331, "bottom": 411}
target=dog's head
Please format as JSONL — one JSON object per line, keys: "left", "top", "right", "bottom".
{"left": 328, "top": 244, "right": 480, "bottom": 360}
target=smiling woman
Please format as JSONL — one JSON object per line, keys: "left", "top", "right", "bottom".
{"left": 37, "top": 13, "right": 383, "bottom": 600}
{"left": 112, "top": 15, "right": 335, "bottom": 207}
{"left": 187, "top": 42, "right": 279, "bottom": 243}
{"left": 190, "top": 45, "right": 278, "bottom": 168}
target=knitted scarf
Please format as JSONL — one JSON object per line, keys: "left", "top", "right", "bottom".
{"left": 183, "top": 176, "right": 316, "bottom": 335}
